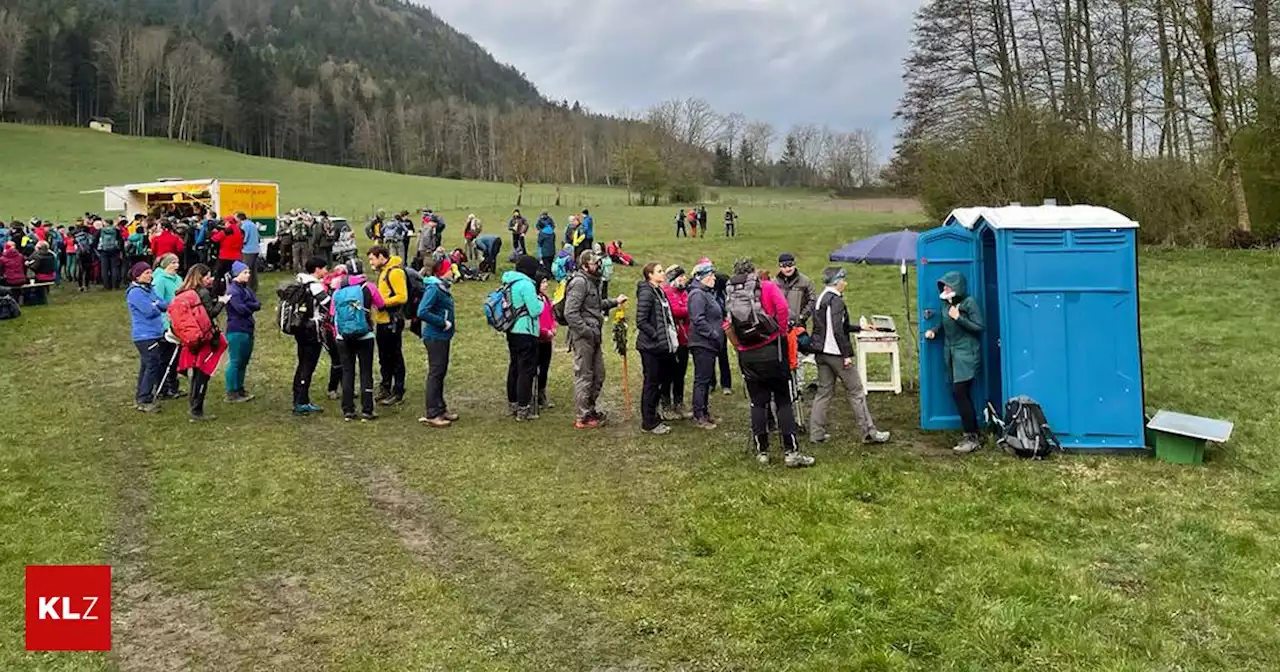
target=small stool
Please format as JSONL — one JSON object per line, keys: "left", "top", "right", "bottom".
{"left": 1146, "top": 410, "right": 1234, "bottom": 464}
{"left": 855, "top": 331, "right": 902, "bottom": 394}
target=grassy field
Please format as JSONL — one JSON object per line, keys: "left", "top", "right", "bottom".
{"left": 4, "top": 126, "right": 1280, "bottom": 671}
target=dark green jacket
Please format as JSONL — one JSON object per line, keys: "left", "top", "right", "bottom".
{"left": 937, "top": 270, "right": 983, "bottom": 383}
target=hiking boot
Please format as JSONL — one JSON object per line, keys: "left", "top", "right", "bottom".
{"left": 418, "top": 416, "right": 452, "bottom": 428}
{"left": 647, "top": 423, "right": 672, "bottom": 435}
{"left": 226, "top": 392, "right": 254, "bottom": 404}
{"left": 538, "top": 390, "right": 554, "bottom": 409}
{"left": 326, "top": 390, "right": 340, "bottom": 401}
{"left": 188, "top": 413, "right": 216, "bottom": 422}
{"left": 442, "top": 411, "right": 460, "bottom": 422}
{"left": 157, "top": 391, "right": 187, "bottom": 400}
{"left": 660, "top": 405, "right": 678, "bottom": 422}
{"left": 753, "top": 435, "right": 770, "bottom": 465}
{"left": 135, "top": 403, "right": 161, "bottom": 414}
{"left": 575, "top": 417, "right": 600, "bottom": 430}
{"left": 514, "top": 405, "right": 532, "bottom": 422}
{"left": 344, "top": 413, "right": 357, "bottom": 422}
{"left": 292, "top": 405, "right": 311, "bottom": 416}
{"left": 722, "top": 388, "right": 734, "bottom": 396}
{"left": 954, "top": 434, "right": 982, "bottom": 454}
{"left": 864, "top": 430, "right": 891, "bottom": 445}
{"left": 674, "top": 404, "right": 693, "bottom": 420}
{"left": 302, "top": 404, "right": 324, "bottom": 414}
{"left": 509, "top": 402, "right": 519, "bottom": 417}
{"left": 692, "top": 417, "right": 718, "bottom": 430}
{"left": 374, "top": 388, "right": 391, "bottom": 402}
{"left": 359, "top": 412, "right": 379, "bottom": 422}
{"left": 379, "top": 394, "right": 404, "bottom": 407}
{"left": 590, "top": 409, "right": 608, "bottom": 424}
{"left": 784, "top": 451, "right": 816, "bottom": 468}
{"left": 809, "top": 432, "right": 830, "bottom": 445}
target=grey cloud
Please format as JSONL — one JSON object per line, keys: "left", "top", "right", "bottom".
{"left": 419, "top": 0, "right": 922, "bottom": 158}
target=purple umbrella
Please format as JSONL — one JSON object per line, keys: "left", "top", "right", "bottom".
{"left": 828, "top": 229, "right": 919, "bottom": 265}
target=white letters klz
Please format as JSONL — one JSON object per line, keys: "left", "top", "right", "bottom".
{"left": 37, "top": 597, "right": 99, "bottom": 621}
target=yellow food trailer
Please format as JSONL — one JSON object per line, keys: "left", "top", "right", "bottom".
{"left": 89, "top": 178, "right": 281, "bottom": 240}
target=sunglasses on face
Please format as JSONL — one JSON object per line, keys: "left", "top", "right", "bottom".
{"left": 780, "top": 262, "right": 795, "bottom": 269}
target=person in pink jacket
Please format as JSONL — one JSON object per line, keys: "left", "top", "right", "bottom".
{"left": 724, "top": 258, "right": 814, "bottom": 468}
{"left": 661, "top": 266, "right": 692, "bottom": 419}
{"left": 535, "top": 270, "right": 557, "bottom": 409}
{"left": 328, "top": 260, "right": 386, "bottom": 421}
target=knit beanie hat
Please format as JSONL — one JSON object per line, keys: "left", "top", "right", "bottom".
{"left": 515, "top": 254, "right": 541, "bottom": 280}
{"left": 129, "top": 261, "right": 151, "bottom": 281}
{"left": 692, "top": 261, "right": 715, "bottom": 280}
{"left": 822, "top": 267, "right": 848, "bottom": 286}
{"left": 231, "top": 261, "right": 250, "bottom": 277}
{"left": 666, "top": 265, "right": 687, "bottom": 283}
{"left": 732, "top": 258, "right": 755, "bottom": 276}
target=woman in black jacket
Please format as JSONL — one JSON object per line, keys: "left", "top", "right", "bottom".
{"left": 635, "top": 262, "right": 678, "bottom": 435}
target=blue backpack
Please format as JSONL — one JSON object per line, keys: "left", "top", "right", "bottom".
{"left": 333, "top": 284, "right": 372, "bottom": 338}
{"left": 482, "top": 281, "right": 527, "bottom": 333}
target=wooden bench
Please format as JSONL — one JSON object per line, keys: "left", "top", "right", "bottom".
{"left": 19, "top": 282, "right": 54, "bottom": 306}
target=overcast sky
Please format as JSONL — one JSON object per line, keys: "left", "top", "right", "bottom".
{"left": 420, "top": 0, "right": 922, "bottom": 159}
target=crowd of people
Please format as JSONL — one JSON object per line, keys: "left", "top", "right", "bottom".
{"left": 111, "top": 203, "right": 988, "bottom": 467}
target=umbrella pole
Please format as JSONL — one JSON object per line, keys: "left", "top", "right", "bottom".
{"left": 901, "top": 262, "right": 919, "bottom": 392}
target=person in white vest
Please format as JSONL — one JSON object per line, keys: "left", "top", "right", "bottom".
{"left": 807, "top": 266, "right": 891, "bottom": 445}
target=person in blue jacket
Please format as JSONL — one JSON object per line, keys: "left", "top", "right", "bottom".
{"left": 126, "top": 262, "right": 170, "bottom": 413}
{"left": 536, "top": 211, "right": 556, "bottom": 273}
{"left": 577, "top": 209, "right": 595, "bottom": 259}
{"left": 236, "top": 212, "right": 262, "bottom": 291}
{"left": 417, "top": 256, "right": 458, "bottom": 427}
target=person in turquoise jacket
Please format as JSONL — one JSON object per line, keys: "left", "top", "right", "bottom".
{"left": 417, "top": 257, "right": 457, "bottom": 426}
{"left": 925, "top": 270, "right": 985, "bottom": 454}
{"left": 502, "top": 255, "right": 545, "bottom": 420}
{"left": 151, "top": 253, "right": 185, "bottom": 398}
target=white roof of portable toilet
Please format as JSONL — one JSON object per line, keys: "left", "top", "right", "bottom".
{"left": 945, "top": 205, "right": 1138, "bottom": 230}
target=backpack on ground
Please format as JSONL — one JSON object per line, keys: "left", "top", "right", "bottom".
{"left": 333, "top": 284, "right": 372, "bottom": 339}
{"left": 168, "top": 290, "right": 213, "bottom": 347}
{"left": 98, "top": 227, "right": 121, "bottom": 252}
{"left": 276, "top": 282, "right": 318, "bottom": 337}
{"left": 483, "top": 280, "right": 528, "bottom": 332}
{"left": 726, "top": 274, "right": 779, "bottom": 347}
{"left": 989, "top": 396, "right": 1062, "bottom": 460}
{"left": 0, "top": 289, "right": 19, "bottom": 320}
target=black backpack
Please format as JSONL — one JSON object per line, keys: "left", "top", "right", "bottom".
{"left": 0, "top": 289, "right": 19, "bottom": 320}
{"left": 990, "top": 396, "right": 1062, "bottom": 459}
{"left": 276, "top": 282, "right": 318, "bottom": 337}
{"left": 726, "top": 274, "right": 778, "bottom": 347}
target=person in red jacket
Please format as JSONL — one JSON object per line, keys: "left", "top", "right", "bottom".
{"left": 150, "top": 221, "right": 186, "bottom": 262}
{"left": 724, "top": 258, "right": 814, "bottom": 468}
{"left": 0, "top": 241, "right": 27, "bottom": 288}
{"left": 209, "top": 215, "right": 243, "bottom": 293}
{"left": 660, "top": 266, "right": 691, "bottom": 420}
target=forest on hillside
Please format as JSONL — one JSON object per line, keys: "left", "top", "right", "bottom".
{"left": 0, "top": 0, "right": 881, "bottom": 202}
{"left": 891, "top": 0, "right": 1280, "bottom": 245}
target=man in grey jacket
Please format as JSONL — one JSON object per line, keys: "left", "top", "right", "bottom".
{"left": 564, "top": 248, "right": 628, "bottom": 428}
{"left": 775, "top": 252, "right": 816, "bottom": 328}
{"left": 808, "top": 267, "right": 891, "bottom": 445}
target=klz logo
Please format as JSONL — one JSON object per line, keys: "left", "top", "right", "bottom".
{"left": 25, "top": 565, "right": 112, "bottom": 651}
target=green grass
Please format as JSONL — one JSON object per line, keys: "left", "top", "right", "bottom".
{"left": 4, "top": 126, "right": 1280, "bottom": 670}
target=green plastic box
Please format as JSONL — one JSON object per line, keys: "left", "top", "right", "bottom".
{"left": 1146, "top": 410, "right": 1233, "bottom": 465}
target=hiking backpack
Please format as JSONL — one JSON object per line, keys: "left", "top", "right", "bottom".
{"left": 290, "top": 218, "right": 310, "bottom": 239}
{"left": 98, "top": 227, "right": 121, "bottom": 253}
{"left": 75, "top": 231, "right": 95, "bottom": 255}
{"left": 0, "top": 288, "right": 19, "bottom": 320}
{"left": 383, "top": 266, "right": 425, "bottom": 333}
{"left": 483, "top": 280, "right": 528, "bottom": 332}
{"left": 276, "top": 282, "right": 318, "bottom": 337}
{"left": 333, "top": 284, "right": 372, "bottom": 339}
{"left": 990, "top": 396, "right": 1063, "bottom": 460}
{"left": 126, "top": 235, "right": 149, "bottom": 257}
{"left": 551, "top": 276, "right": 578, "bottom": 326}
{"left": 726, "top": 274, "right": 779, "bottom": 347}
{"left": 168, "top": 290, "right": 214, "bottom": 347}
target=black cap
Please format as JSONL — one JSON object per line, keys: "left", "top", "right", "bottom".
{"left": 778, "top": 252, "right": 796, "bottom": 265}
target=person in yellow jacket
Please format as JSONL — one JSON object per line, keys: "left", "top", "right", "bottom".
{"left": 368, "top": 246, "right": 408, "bottom": 405}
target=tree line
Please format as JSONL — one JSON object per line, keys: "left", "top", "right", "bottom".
{"left": 890, "top": 0, "right": 1280, "bottom": 245}
{"left": 0, "top": 0, "right": 880, "bottom": 206}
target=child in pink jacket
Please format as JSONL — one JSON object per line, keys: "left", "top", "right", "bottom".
{"left": 536, "top": 272, "right": 556, "bottom": 409}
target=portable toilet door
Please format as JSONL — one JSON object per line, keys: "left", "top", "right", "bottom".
{"left": 916, "top": 222, "right": 990, "bottom": 430}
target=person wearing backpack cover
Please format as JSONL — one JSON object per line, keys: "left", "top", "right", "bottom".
{"left": 660, "top": 266, "right": 692, "bottom": 422}
{"left": 501, "top": 255, "right": 545, "bottom": 421}
{"left": 726, "top": 258, "right": 815, "bottom": 468}
{"left": 368, "top": 246, "right": 409, "bottom": 406}
{"left": 126, "top": 262, "right": 170, "bottom": 413}
{"left": 564, "top": 248, "right": 628, "bottom": 429}
{"left": 687, "top": 262, "right": 723, "bottom": 429}
{"left": 535, "top": 211, "right": 557, "bottom": 273}
{"left": 330, "top": 261, "right": 385, "bottom": 421}
{"left": 925, "top": 270, "right": 986, "bottom": 454}
{"left": 417, "top": 256, "right": 458, "bottom": 427}
{"left": 223, "top": 261, "right": 261, "bottom": 403}
{"left": 171, "top": 264, "right": 230, "bottom": 421}
{"left": 635, "top": 262, "right": 679, "bottom": 435}
{"left": 152, "top": 254, "right": 185, "bottom": 399}
{"left": 808, "top": 267, "right": 892, "bottom": 446}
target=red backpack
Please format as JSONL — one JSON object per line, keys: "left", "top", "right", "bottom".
{"left": 168, "top": 290, "right": 214, "bottom": 346}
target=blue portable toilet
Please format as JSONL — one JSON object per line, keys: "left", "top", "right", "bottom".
{"left": 916, "top": 204, "right": 1145, "bottom": 450}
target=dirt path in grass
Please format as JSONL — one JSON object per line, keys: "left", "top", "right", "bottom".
{"left": 315, "top": 445, "right": 651, "bottom": 671}
{"left": 107, "top": 441, "right": 243, "bottom": 672}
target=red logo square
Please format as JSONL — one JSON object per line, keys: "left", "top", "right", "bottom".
{"left": 25, "top": 565, "right": 112, "bottom": 651}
